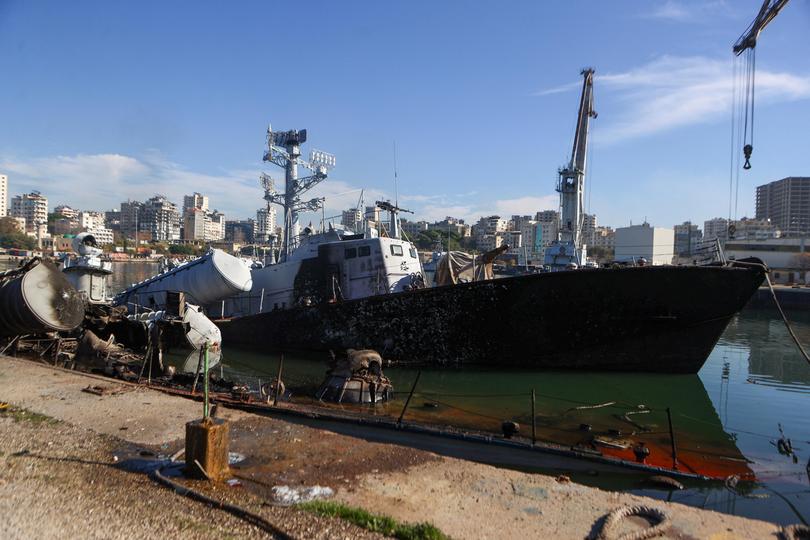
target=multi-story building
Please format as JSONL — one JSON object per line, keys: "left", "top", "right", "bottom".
{"left": 732, "top": 217, "right": 780, "bottom": 241}
{"left": 590, "top": 226, "right": 615, "bottom": 249}
{"left": 225, "top": 219, "right": 256, "bottom": 244}
{"left": 79, "top": 211, "right": 105, "bottom": 231}
{"left": 341, "top": 208, "right": 362, "bottom": 231}
{"left": 256, "top": 207, "right": 277, "bottom": 243}
{"left": 205, "top": 211, "right": 226, "bottom": 241}
{"left": 11, "top": 191, "right": 48, "bottom": 235}
{"left": 582, "top": 213, "right": 597, "bottom": 245}
{"left": 674, "top": 221, "right": 703, "bottom": 255}
{"left": 535, "top": 210, "right": 560, "bottom": 225}
{"left": 140, "top": 195, "right": 181, "bottom": 242}
{"left": 183, "top": 208, "right": 207, "bottom": 241}
{"left": 104, "top": 209, "right": 121, "bottom": 232}
{"left": 614, "top": 222, "right": 674, "bottom": 265}
{"left": 54, "top": 205, "right": 78, "bottom": 221}
{"left": 477, "top": 234, "right": 503, "bottom": 252}
{"left": 472, "top": 216, "right": 508, "bottom": 249}
{"left": 183, "top": 192, "right": 209, "bottom": 215}
{"left": 703, "top": 217, "right": 729, "bottom": 243}
{"left": 755, "top": 177, "right": 810, "bottom": 237}
{"left": 120, "top": 200, "right": 144, "bottom": 239}
{"left": 429, "top": 217, "right": 470, "bottom": 237}
{"left": 0, "top": 174, "right": 7, "bottom": 217}
{"left": 85, "top": 227, "right": 114, "bottom": 245}
{"left": 400, "top": 219, "right": 429, "bottom": 238}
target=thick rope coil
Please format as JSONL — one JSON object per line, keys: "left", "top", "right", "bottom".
{"left": 594, "top": 505, "right": 670, "bottom": 540}
{"left": 781, "top": 524, "right": 810, "bottom": 540}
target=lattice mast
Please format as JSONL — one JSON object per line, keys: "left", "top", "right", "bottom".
{"left": 260, "top": 125, "right": 335, "bottom": 261}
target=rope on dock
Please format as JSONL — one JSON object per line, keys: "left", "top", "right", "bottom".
{"left": 150, "top": 466, "right": 297, "bottom": 540}
{"left": 593, "top": 505, "right": 670, "bottom": 540}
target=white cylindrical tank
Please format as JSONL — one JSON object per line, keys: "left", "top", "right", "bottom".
{"left": 115, "top": 249, "right": 252, "bottom": 312}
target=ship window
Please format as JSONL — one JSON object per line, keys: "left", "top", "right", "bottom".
{"left": 345, "top": 247, "right": 357, "bottom": 259}
{"left": 390, "top": 244, "right": 403, "bottom": 256}
{"left": 359, "top": 245, "right": 371, "bottom": 257}
{"left": 409, "top": 248, "right": 417, "bottom": 258}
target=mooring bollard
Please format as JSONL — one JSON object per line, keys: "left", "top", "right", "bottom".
{"left": 186, "top": 341, "right": 229, "bottom": 481}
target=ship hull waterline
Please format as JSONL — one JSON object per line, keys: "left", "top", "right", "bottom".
{"left": 215, "top": 263, "right": 766, "bottom": 373}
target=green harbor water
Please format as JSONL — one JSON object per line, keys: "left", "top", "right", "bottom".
{"left": 77, "top": 262, "right": 810, "bottom": 523}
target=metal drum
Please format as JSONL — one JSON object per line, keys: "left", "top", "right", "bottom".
{"left": 0, "top": 260, "right": 85, "bottom": 337}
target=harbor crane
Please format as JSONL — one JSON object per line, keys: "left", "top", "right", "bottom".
{"left": 732, "top": 0, "right": 790, "bottom": 169}
{"left": 260, "top": 125, "right": 336, "bottom": 261}
{"left": 544, "top": 68, "right": 597, "bottom": 269}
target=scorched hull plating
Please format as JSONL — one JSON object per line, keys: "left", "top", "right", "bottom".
{"left": 216, "top": 263, "right": 766, "bottom": 373}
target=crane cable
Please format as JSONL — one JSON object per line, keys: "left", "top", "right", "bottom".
{"left": 741, "top": 47, "right": 756, "bottom": 170}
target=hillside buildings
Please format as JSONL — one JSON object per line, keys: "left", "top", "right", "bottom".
{"left": 756, "top": 177, "right": 810, "bottom": 237}
{"left": 256, "top": 207, "right": 277, "bottom": 243}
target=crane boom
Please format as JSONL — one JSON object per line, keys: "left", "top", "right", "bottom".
{"left": 733, "top": 0, "right": 790, "bottom": 55}
{"left": 569, "top": 68, "right": 597, "bottom": 176}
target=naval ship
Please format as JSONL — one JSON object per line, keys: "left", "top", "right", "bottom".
{"left": 210, "top": 69, "right": 765, "bottom": 373}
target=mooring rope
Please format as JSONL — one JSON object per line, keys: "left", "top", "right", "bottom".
{"left": 593, "top": 505, "right": 670, "bottom": 540}
{"left": 764, "top": 273, "right": 810, "bottom": 366}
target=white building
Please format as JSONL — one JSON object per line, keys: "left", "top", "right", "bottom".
{"left": 79, "top": 211, "right": 105, "bottom": 230}
{"left": 0, "top": 174, "right": 7, "bottom": 217}
{"left": 582, "top": 213, "right": 597, "bottom": 245}
{"left": 205, "top": 211, "right": 226, "bottom": 241}
{"left": 183, "top": 192, "right": 209, "bottom": 214}
{"left": 341, "top": 208, "right": 362, "bottom": 231}
{"left": 614, "top": 223, "right": 674, "bottom": 265}
{"left": 256, "top": 207, "right": 277, "bottom": 243}
{"left": 86, "top": 227, "right": 114, "bottom": 245}
{"left": 11, "top": 191, "right": 48, "bottom": 235}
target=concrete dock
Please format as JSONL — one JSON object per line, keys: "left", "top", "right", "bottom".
{"left": 0, "top": 355, "right": 784, "bottom": 539}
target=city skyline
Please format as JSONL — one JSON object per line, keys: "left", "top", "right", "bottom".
{"left": 1, "top": 1, "right": 808, "bottom": 228}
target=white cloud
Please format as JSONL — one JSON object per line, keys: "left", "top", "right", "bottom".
{"left": 537, "top": 56, "right": 810, "bottom": 143}
{"left": 643, "top": 1, "right": 731, "bottom": 22}
{"left": 0, "top": 152, "right": 563, "bottom": 227}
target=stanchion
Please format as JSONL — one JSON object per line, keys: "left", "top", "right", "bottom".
{"left": 397, "top": 371, "right": 422, "bottom": 426}
{"left": 531, "top": 389, "right": 537, "bottom": 445}
{"left": 273, "top": 354, "right": 284, "bottom": 406}
{"left": 186, "top": 341, "right": 229, "bottom": 481}
{"left": 666, "top": 407, "right": 678, "bottom": 470}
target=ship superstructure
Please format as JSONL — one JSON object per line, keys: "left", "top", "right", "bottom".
{"left": 210, "top": 125, "right": 426, "bottom": 319}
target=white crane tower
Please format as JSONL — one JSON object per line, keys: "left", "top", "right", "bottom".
{"left": 259, "top": 125, "right": 336, "bottom": 261}
{"left": 544, "top": 68, "right": 597, "bottom": 269}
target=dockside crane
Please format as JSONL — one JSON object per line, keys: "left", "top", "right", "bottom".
{"left": 732, "top": 0, "right": 790, "bottom": 170}
{"left": 544, "top": 68, "right": 597, "bottom": 269}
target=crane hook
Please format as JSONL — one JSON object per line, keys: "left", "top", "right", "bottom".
{"left": 743, "top": 144, "right": 753, "bottom": 170}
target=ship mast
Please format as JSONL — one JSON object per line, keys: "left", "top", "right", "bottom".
{"left": 545, "top": 68, "right": 597, "bottom": 269}
{"left": 260, "top": 125, "right": 336, "bottom": 262}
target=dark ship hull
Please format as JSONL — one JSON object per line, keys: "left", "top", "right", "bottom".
{"left": 216, "top": 262, "right": 766, "bottom": 373}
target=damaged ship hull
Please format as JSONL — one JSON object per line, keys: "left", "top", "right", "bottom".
{"left": 216, "top": 263, "right": 766, "bottom": 373}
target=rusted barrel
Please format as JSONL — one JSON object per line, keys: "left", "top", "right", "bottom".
{"left": 0, "top": 260, "right": 85, "bottom": 337}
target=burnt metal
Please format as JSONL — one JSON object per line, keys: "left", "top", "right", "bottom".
{"left": 217, "top": 261, "right": 766, "bottom": 373}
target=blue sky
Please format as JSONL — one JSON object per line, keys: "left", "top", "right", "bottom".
{"left": 1, "top": 0, "right": 808, "bottom": 229}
